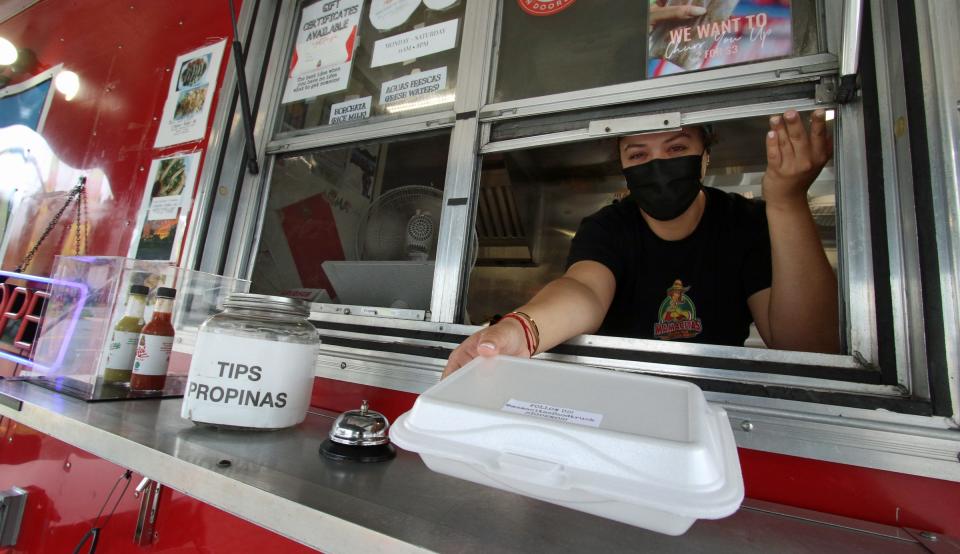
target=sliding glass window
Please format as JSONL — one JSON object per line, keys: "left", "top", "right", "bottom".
{"left": 251, "top": 131, "right": 451, "bottom": 315}
{"left": 278, "top": 0, "right": 466, "bottom": 134}
{"left": 492, "top": 0, "right": 821, "bottom": 103}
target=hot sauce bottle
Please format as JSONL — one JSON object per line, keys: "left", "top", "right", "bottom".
{"left": 130, "top": 287, "right": 176, "bottom": 391}
{"left": 102, "top": 284, "right": 149, "bottom": 384}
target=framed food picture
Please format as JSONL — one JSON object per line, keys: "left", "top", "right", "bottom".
{"left": 154, "top": 40, "right": 226, "bottom": 148}
{"left": 129, "top": 152, "right": 201, "bottom": 262}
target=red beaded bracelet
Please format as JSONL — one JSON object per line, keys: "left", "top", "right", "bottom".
{"left": 501, "top": 313, "right": 535, "bottom": 356}
{"left": 511, "top": 311, "right": 540, "bottom": 352}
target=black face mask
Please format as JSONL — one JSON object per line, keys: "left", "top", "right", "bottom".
{"left": 622, "top": 154, "right": 703, "bottom": 221}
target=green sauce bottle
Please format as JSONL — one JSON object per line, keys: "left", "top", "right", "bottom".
{"left": 102, "top": 285, "right": 149, "bottom": 384}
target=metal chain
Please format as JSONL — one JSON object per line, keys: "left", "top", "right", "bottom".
{"left": 82, "top": 180, "right": 89, "bottom": 250}
{"left": 74, "top": 183, "right": 82, "bottom": 255}
{"left": 15, "top": 177, "right": 87, "bottom": 273}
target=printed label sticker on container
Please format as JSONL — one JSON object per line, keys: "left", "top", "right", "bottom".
{"left": 502, "top": 398, "right": 604, "bottom": 428}
{"left": 105, "top": 331, "right": 140, "bottom": 369}
{"left": 181, "top": 334, "right": 319, "bottom": 429}
{"left": 133, "top": 335, "right": 174, "bottom": 376}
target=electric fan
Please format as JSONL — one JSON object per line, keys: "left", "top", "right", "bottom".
{"left": 322, "top": 186, "right": 442, "bottom": 311}
{"left": 322, "top": 185, "right": 479, "bottom": 311}
{"left": 357, "top": 185, "right": 443, "bottom": 261}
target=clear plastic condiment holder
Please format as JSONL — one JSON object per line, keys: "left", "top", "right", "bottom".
{"left": 24, "top": 256, "right": 249, "bottom": 400}
{"left": 390, "top": 355, "right": 744, "bottom": 535}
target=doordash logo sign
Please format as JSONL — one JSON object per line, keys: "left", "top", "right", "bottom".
{"left": 517, "top": 0, "right": 576, "bottom": 16}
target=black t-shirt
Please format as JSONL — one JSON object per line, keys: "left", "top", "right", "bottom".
{"left": 566, "top": 187, "right": 772, "bottom": 346}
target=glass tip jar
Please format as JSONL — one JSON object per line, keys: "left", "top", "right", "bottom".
{"left": 181, "top": 293, "right": 321, "bottom": 430}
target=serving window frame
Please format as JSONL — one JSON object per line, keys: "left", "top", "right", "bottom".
{"left": 186, "top": 0, "right": 960, "bottom": 450}
{"left": 468, "top": 90, "right": 881, "bottom": 374}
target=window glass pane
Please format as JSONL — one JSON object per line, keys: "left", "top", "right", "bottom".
{"left": 279, "top": 0, "right": 465, "bottom": 133}
{"left": 493, "top": 0, "right": 820, "bottom": 103}
{"left": 251, "top": 131, "right": 451, "bottom": 312}
{"left": 467, "top": 113, "right": 837, "bottom": 351}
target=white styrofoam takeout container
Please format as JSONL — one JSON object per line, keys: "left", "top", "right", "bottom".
{"left": 389, "top": 355, "right": 744, "bottom": 535}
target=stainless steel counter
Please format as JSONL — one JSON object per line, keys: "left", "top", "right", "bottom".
{"left": 0, "top": 379, "right": 935, "bottom": 553}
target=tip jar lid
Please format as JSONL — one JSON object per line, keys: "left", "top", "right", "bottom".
{"left": 329, "top": 400, "right": 391, "bottom": 446}
{"left": 223, "top": 293, "right": 310, "bottom": 317}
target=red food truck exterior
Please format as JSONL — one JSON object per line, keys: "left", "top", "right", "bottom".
{"left": 0, "top": 0, "right": 957, "bottom": 552}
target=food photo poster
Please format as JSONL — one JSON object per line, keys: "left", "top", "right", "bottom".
{"left": 155, "top": 40, "right": 227, "bottom": 148}
{"left": 129, "top": 152, "right": 201, "bottom": 262}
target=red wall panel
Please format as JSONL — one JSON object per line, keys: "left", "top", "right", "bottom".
{"left": 311, "top": 376, "right": 419, "bottom": 422}
{"left": 0, "top": 0, "right": 240, "bottom": 376}
{"left": 739, "top": 448, "right": 960, "bottom": 537}
{"left": 281, "top": 194, "right": 346, "bottom": 295}
{"left": 0, "top": 418, "right": 318, "bottom": 554}
{"left": 0, "top": 0, "right": 236, "bottom": 270}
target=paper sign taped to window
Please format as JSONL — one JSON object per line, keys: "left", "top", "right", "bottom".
{"left": 329, "top": 96, "right": 372, "bottom": 124}
{"left": 283, "top": 0, "right": 363, "bottom": 103}
{"left": 370, "top": 0, "right": 421, "bottom": 30}
{"left": 371, "top": 18, "right": 459, "bottom": 67}
{"left": 379, "top": 66, "right": 448, "bottom": 107}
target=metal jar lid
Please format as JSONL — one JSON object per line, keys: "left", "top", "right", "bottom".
{"left": 329, "top": 400, "right": 391, "bottom": 446}
{"left": 223, "top": 293, "right": 310, "bottom": 317}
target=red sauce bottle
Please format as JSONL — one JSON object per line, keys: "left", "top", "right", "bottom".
{"left": 130, "top": 287, "right": 176, "bottom": 391}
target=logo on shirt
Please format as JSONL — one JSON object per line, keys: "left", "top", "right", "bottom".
{"left": 654, "top": 279, "right": 703, "bottom": 340}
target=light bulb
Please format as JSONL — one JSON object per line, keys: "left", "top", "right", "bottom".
{"left": 0, "top": 38, "right": 17, "bottom": 66}
{"left": 55, "top": 70, "right": 80, "bottom": 101}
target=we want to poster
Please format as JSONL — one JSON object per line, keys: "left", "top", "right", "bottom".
{"left": 647, "top": 0, "right": 792, "bottom": 78}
